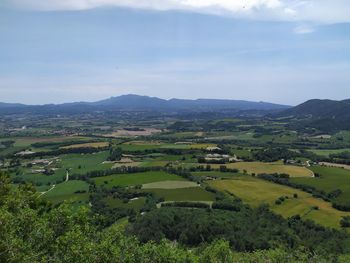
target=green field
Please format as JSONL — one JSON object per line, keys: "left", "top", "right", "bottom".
{"left": 142, "top": 180, "right": 199, "bottom": 189}
{"left": 210, "top": 162, "right": 314, "bottom": 178}
{"left": 93, "top": 171, "right": 185, "bottom": 187}
{"left": 119, "top": 142, "right": 215, "bottom": 151}
{"left": 309, "top": 149, "right": 350, "bottom": 157}
{"left": 56, "top": 151, "right": 113, "bottom": 176}
{"left": 2, "top": 136, "right": 90, "bottom": 148}
{"left": 105, "top": 196, "right": 146, "bottom": 210}
{"left": 142, "top": 187, "right": 215, "bottom": 202}
{"left": 43, "top": 180, "right": 89, "bottom": 204}
{"left": 291, "top": 166, "right": 350, "bottom": 205}
{"left": 191, "top": 171, "right": 240, "bottom": 178}
{"left": 210, "top": 176, "right": 350, "bottom": 230}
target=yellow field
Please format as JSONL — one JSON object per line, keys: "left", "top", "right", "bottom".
{"left": 210, "top": 162, "right": 313, "bottom": 178}
{"left": 210, "top": 177, "right": 350, "bottom": 230}
{"left": 61, "top": 142, "right": 109, "bottom": 149}
{"left": 190, "top": 143, "right": 217, "bottom": 149}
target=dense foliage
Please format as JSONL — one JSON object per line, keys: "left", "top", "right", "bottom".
{"left": 128, "top": 205, "right": 350, "bottom": 258}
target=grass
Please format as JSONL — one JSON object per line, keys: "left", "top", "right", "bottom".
{"left": 119, "top": 141, "right": 216, "bottom": 151}
{"left": 142, "top": 187, "right": 215, "bottom": 202}
{"left": 105, "top": 196, "right": 146, "bottom": 210}
{"left": 142, "top": 180, "right": 199, "bottom": 189}
{"left": 55, "top": 151, "right": 113, "bottom": 176}
{"left": 7, "top": 136, "right": 90, "bottom": 147}
{"left": 13, "top": 170, "right": 66, "bottom": 186}
{"left": 191, "top": 171, "right": 240, "bottom": 178}
{"left": 309, "top": 149, "right": 350, "bottom": 157}
{"left": 93, "top": 171, "right": 186, "bottom": 187}
{"left": 210, "top": 162, "right": 314, "bottom": 178}
{"left": 43, "top": 180, "right": 89, "bottom": 204}
{"left": 291, "top": 166, "right": 350, "bottom": 206}
{"left": 61, "top": 142, "right": 108, "bottom": 149}
{"left": 210, "top": 176, "right": 350, "bottom": 230}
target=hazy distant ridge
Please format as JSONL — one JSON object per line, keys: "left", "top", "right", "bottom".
{"left": 0, "top": 94, "right": 290, "bottom": 114}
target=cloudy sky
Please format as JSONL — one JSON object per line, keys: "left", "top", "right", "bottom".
{"left": 1, "top": 0, "right": 350, "bottom": 105}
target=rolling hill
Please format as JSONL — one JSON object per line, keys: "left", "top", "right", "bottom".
{"left": 277, "top": 99, "right": 350, "bottom": 132}
{"left": 279, "top": 99, "right": 350, "bottom": 120}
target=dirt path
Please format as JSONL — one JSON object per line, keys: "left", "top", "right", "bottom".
{"left": 38, "top": 184, "right": 56, "bottom": 197}
{"left": 65, "top": 170, "right": 69, "bottom": 182}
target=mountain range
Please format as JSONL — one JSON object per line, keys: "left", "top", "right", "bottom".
{"left": 0, "top": 94, "right": 290, "bottom": 114}
{"left": 1, "top": 95, "right": 350, "bottom": 122}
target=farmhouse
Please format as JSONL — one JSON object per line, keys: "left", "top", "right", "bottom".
{"left": 206, "top": 146, "right": 221, "bottom": 151}
{"left": 15, "top": 150, "right": 35, "bottom": 156}
{"left": 31, "top": 159, "right": 53, "bottom": 166}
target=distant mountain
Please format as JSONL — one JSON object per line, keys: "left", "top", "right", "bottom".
{"left": 0, "top": 94, "right": 290, "bottom": 115}
{"left": 276, "top": 99, "right": 350, "bottom": 133}
{"left": 0, "top": 102, "right": 26, "bottom": 108}
{"left": 278, "top": 99, "right": 350, "bottom": 120}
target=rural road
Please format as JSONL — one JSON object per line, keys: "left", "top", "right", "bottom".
{"left": 65, "top": 170, "right": 69, "bottom": 182}
{"left": 39, "top": 170, "right": 69, "bottom": 198}
{"left": 38, "top": 184, "right": 56, "bottom": 197}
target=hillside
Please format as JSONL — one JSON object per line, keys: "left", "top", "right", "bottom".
{"left": 276, "top": 99, "right": 350, "bottom": 133}
{"left": 279, "top": 99, "right": 350, "bottom": 120}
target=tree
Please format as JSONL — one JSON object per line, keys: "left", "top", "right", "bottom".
{"left": 108, "top": 147, "right": 123, "bottom": 161}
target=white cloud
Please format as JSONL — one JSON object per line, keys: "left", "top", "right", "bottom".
{"left": 3, "top": 0, "right": 350, "bottom": 24}
{"left": 294, "top": 24, "right": 314, "bottom": 34}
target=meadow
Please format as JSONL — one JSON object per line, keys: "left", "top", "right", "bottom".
{"left": 43, "top": 180, "right": 90, "bottom": 204}
{"left": 210, "top": 176, "right": 350, "bottom": 230}
{"left": 92, "top": 171, "right": 186, "bottom": 187}
{"left": 291, "top": 166, "right": 350, "bottom": 206}
{"left": 141, "top": 187, "right": 215, "bottom": 202}
{"left": 211, "top": 162, "right": 314, "bottom": 177}
{"left": 142, "top": 180, "right": 199, "bottom": 189}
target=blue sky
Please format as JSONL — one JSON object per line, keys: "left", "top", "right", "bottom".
{"left": 1, "top": 0, "right": 350, "bottom": 105}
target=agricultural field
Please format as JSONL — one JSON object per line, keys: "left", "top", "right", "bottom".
{"left": 142, "top": 180, "right": 199, "bottom": 189}
{"left": 211, "top": 162, "right": 314, "bottom": 177}
{"left": 43, "top": 180, "right": 90, "bottom": 204}
{"left": 141, "top": 187, "right": 216, "bottom": 202}
{"left": 105, "top": 196, "right": 146, "bottom": 210}
{"left": 57, "top": 151, "right": 113, "bottom": 175}
{"left": 93, "top": 171, "right": 186, "bottom": 187}
{"left": 291, "top": 166, "right": 350, "bottom": 206}
{"left": 309, "top": 148, "right": 350, "bottom": 157}
{"left": 61, "top": 142, "right": 109, "bottom": 149}
{"left": 210, "top": 176, "right": 350, "bottom": 230}
{"left": 191, "top": 171, "right": 241, "bottom": 178}
{"left": 3, "top": 112, "right": 350, "bottom": 260}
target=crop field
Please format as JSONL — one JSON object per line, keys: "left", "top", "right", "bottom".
{"left": 230, "top": 148, "right": 253, "bottom": 159}
{"left": 142, "top": 180, "right": 199, "bottom": 189}
{"left": 93, "top": 171, "right": 186, "bottom": 187}
{"left": 212, "top": 162, "right": 314, "bottom": 178}
{"left": 105, "top": 197, "right": 146, "bottom": 210}
{"left": 56, "top": 151, "right": 113, "bottom": 175}
{"left": 7, "top": 136, "right": 90, "bottom": 147}
{"left": 142, "top": 187, "right": 215, "bottom": 202}
{"left": 61, "top": 142, "right": 109, "bottom": 149}
{"left": 12, "top": 171, "right": 65, "bottom": 186}
{"left": 291, "top": 166, "right": 350, "bottom": 205}
{"left": 309, "top": 149, "right": 350, "bottom": 157}
{"left": 43, "top": 180, "right": 89, "bottom": 204}
{"left": 210, "top": 176, "right": 350, "bottom": 229}
{"left": 191, "top": 171, "right": 240, "bottom": 178}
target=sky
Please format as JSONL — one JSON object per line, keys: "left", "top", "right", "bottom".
{"left": 0, "top": 0, "right": 350, "bottom": 105}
